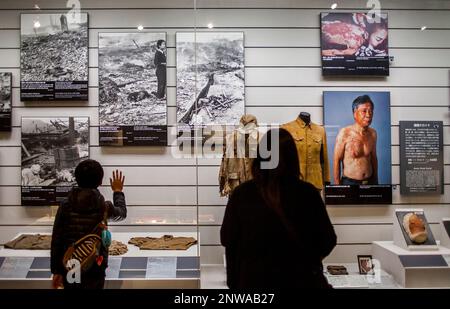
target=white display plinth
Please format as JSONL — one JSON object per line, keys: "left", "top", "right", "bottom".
{"left": 0, "top": 232, "right": 200, "bottom": 289}
{"left": 373, "top": 241, "right": 450, "bottom": 288}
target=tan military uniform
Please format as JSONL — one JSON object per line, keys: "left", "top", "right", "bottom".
{"left": 282, "top": 118, "right": 330, "bottom": 190}
{"left": 219, "top": 115, "right": 261, "bottom": 197}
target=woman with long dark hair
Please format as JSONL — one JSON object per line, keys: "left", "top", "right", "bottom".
{"left": 220, "top": 128, "right": 337, "bottom": 288}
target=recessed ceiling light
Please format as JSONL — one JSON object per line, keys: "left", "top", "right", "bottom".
{"left": 331, "top": 3, "right": 338, "bottom": 10}
{"left": 33, "top": 21, "right": 41, "bottom": 28}
{"left": 207, "top": 23, "right": 214, "bottom": 29}
{"left": 420, "top": 26, "right": 427, "bottom": 31}
{"left": 34, "top": 4, "right": 40, "bottom": 10}
{"left": 137, "top": 25, "right": 144, "bottom": 31}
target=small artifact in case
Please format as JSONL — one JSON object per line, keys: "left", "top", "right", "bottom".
{"left": 327, "top": 265, "right": 348, "bottom": 275}
{"left": 402, "top": 213, "right": 428, "bottom": 244}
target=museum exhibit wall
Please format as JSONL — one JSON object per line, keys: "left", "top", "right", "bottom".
{"left": 1, "top": 0, "right": 450, "bottom": 264}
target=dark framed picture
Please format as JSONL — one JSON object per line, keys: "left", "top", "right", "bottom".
{"left": 357, "top": 255, "right": 374, "bottom": 275}
{"left": 320, "top": 12, "right": 389, "bottom": 76}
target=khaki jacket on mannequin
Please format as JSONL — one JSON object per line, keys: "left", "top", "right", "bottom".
{"left": 282, "top": 117, "right": 330, "bottom": 190}
{"left": 219, "top": 114, "right": 261, "bottom": 197}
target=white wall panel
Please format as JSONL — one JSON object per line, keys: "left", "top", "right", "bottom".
{"left": 0, "top": 30, "right": 19, "bottom": 47}
{"left": 0, "top": 226, "right": 53, "bottom": 245}
{"left": 328, "top": 204, "right": 450, "bottom": 224}
{"left": 0, "top": 147, "right": 20, "bottom": 166}
{"left": 323, "top": 244, "right": 372, "bottom": 264}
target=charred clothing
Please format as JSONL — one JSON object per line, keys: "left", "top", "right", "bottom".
{"left": 51, "top": 188, "right": 127, "bottom": 289}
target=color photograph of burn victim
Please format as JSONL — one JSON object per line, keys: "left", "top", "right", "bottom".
{"left": 176, "top": 32, "right": 244, "bottom": 126}
{"left": 20, "top": 13, "right": 88, "bottom": 82}
{"left": 21, "top": 117, "right": 89, "bottom": 187}
{"left": 99, "top": 33, "right": 167, "bottom": 126}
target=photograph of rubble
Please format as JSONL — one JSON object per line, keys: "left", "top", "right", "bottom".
{"left": 20, "top": 13, "right": 89, "bottom": 100}
{"left": 176, "top": 32, "right": 245, "bottom": 128}
{"left": 0, "top": 72, "right": 12, "bottom": 131}
{"left": 21, "top": 117, "right": 89, "bottom": 206}
{"left": 98, "top": 32, "right": 167, "bottom": 146}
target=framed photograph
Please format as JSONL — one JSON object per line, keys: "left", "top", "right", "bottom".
{"left": 98, "top": 32, "right": 168, "bottom": 146}
{"left": 20, "top": 13, "right": 89, "bottom": 100}
{"left": 357, "top": 255, "right": 374, "bottom": 275}
{"left": 21, "top": 117, "right": 89, "bottom": 206}
{"left": 0, "top": 72, "right": 12, "bottom": 131}
{"left": 395, "top": 210, "right": 437, "bottom": 246}
{"left": 176, "top": 32, "right": 245, "bottom": 129}
{"left": 321, "top": 12, "right": 389, "bottom": 76}
{"left": 324, "top": 91, "right": 392, "bottom": 204}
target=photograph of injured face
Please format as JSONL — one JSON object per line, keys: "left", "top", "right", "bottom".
{"left": 396, "top": 211, "right": 436, "bottom": 246}
{"left": 324, "top": 91, "right": 391, "bottom": 186}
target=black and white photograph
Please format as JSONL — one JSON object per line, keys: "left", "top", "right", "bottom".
{"left": 20, "top": 13, "right": 89, "bottom": 100}
{"left": 321, "top": 12, "right": 389, "bottom": 76}
{"left": 176, "top": 32, "right": 245, "bottom": 127}
{"left": 0, "top": 72, "right": 12, "bottom": 131}
{"left": 99, "top": 32, "right": 167, "bottom": 146}
{"left": 21, "top": 117, "right": 89, "bottom": 206}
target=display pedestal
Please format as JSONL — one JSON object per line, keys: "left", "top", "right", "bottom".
{"left": 0, "top": 232, "right": 200, "bottom": 289}
{"left": 373, "top": 241, "right": 450, "bottom": 288}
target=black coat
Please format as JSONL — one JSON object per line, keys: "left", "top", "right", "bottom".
{"left": 220, "top": 177, "right": 337, "bottom": 288}
{"left": 50, "top": 188, "right": 127, "bottom": 277}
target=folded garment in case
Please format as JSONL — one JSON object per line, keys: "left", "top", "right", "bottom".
{"left": 327, "top": 265, "right": 348, "bottom": 275}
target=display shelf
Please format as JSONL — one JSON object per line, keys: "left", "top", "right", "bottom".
{"left": 324, "top": 263, "right": 401, "bottom": 289}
